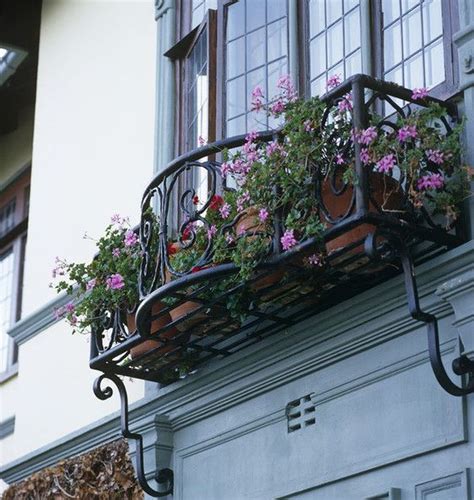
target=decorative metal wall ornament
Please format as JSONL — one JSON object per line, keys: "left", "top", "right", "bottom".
{"left": 90, "top": 74, "right": 474, "bottom": 496}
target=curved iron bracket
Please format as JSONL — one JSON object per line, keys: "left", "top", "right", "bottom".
{"left": 365, "top": 232, "right": 474, "bottom": 396}
{"left": 93, "top": 373, "right": 173, "bottom": 497}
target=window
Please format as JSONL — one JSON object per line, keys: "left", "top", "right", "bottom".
{"left": 169, "top": 0, "right": 456, "bottom": 160}
{"left": 0, "top": 169, "right": 29, "bottom": 376}
{"left": 304, "top": 0, "right": 456, "bottom": 99}
{"left": 222, "top": 0, "right": 289, "bottom": 136}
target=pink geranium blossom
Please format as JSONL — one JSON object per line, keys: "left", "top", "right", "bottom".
{"left": 219, "top": 203, "right": 231, "bottom": 219}
{"left": 258, "top": 208, "right": 269, "bottom": 223}
{"left": 112, "top": 248, "right": 121, "bottom": 258}
{"left": 376, "top": 154, "right": 396, "bottom": 173}
{"left": 276, "top": 74, "right": 297, "bottom": 101}
{"left": 360, "top": 148, "right": 370, "bottom": 164}
{"left": 281, "top": 229, "right": 298, "bottom": 250}
{"left": 106, "top": 273, "right": 125, "bottom": 290}
{"left": 327, "top": 74, "right": 341, "bottom": 89}
{"left": 337, "top": 93, "right": 353, "bottom": 113}
{"left": 86, "top": 278, "right": 96, "bottom": 291}
{"left": 251, "top": 85, "right": 264, "bottom": 112}
{"left": 412, "top": 87, "right": 428, "bottom": 100}
{"left": 270, "top": 98, "right": 286, "bottom": 115}
{"left": 336, "top": 153, "right": 344, "bottom": 165}
{"left": 124, "top": 230, "right": 138, "bottom": 247}
{"left": 359, "top": 126, "right": 378, "bottom": 145}
{"left": 417, "top": 173, "right": 444, "bottom": 190}
{"left": 207, "top": 225, "right": 217, "bottom": 240}
{"left": 397, "top": 125, "right": 417, "bottom": 142}
{"left": 426, "top": 149, "right": 444, "bottom": 165}
{"left": 307, "top": 254, "right": 323, "bottom": 266}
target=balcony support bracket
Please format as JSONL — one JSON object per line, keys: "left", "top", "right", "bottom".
{"left": 93, "top": 373, "right": 174, "bottom": 497}
{"left": 366, "top": 231, "right": 474, "bottom": 397}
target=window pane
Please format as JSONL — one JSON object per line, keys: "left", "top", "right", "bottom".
{"left": 344, "top": 7, "right": 360, "bottom": 53}
{"left": 310, "top": 34, "right": 326, "bottom": 79}
{"left": 268, "top": 0, "right": 287, "bottom": 22}
{"left": 227, "top": 76, "right": 246, "bottom": 118}
{"left": 247, "top": 27, "right": 266, "bottom": 70}
{"left": 425, "top": 39, "right": 445, "bottom": 88}
{"left": 327, "top": 0, "right": 343, "bottom": 25}
{"left": 0, "top": 250, "right": 14, "bottom": 373}
{"left": 327, "top": 20, "right": 343, "bottom": 67}
{"left": 268, "top": 18, "right": 287, "bottom": 62}
{"left": 385, "top": 65, "right": 403, "bottom": 86}
{"left": 403, "top": 7, "right": 422, "bottom": 58}
{"left": 227, "top": 37, "right": 245, "bottom": 79}
{"left": 309, "top": 0, "right": 325, "bottom": 37}
{"left": 382, "top": 0, "right": 400, "bottom": 27}
{"left": 384, "top": 21, "right": 402, "bottom": 69}
{"left": 401, "top": 0, "right": 418, "bottom": 13}
{"left": 227, "top": 114, "right": 246, "bottom": 136}
{"left": 344, "top": 0, "right": 359, "bottom": 12}
{"left": 345, "top": 49, "right": 361, "bottom": 76}
{"left": 227, "top": 0, "right": 245, "bottom": 40}
{"left": 404, "top": 52, "right": 424, "bottom": 89}
{"left": 268, "top": 58, "right": 288, "bottom": 97}
{"left": 246, "top": 0, "right": 265, "bottom": 32}
{"left": 311, "top": 75, "right": 326, "bottom": 97}
{"left": 423, "top": 0, "right": 443, "bottom": 44}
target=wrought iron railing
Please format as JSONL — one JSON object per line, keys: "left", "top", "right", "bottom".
{"left": 90, "top": 74, "right": 474, "bottom": 496}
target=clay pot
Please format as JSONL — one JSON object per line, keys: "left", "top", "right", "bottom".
{"left": 236, "top": 207, "right": 267, "bottom": 237}
{"left": 322, "top": 172, "right": 402, "bottom": 254}
{"left": 128, "top": 301, "right": 179, "bottom": 360}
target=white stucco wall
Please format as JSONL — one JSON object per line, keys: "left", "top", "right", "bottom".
{"left": 24, "top": 0, "right": 157, "bottom": 315}
{"left": 1, "top": 0, "right": 157, "bottom": 466}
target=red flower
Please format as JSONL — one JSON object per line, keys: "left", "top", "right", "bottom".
{"left": 192, "top": 195, "right": 199, "bottom": 205}
{"left": 167, "top": 242, "right": 178, "bottom": 255}
{"left": 182, "top": 225, "right": 192, "bottom": 240}
{"left": 209, "top": 194, "right": 224, "bottom": 210}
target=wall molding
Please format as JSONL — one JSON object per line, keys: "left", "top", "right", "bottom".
{"left": 7, "top": 292, "right": 71, "bottom": 345}
{"left": 0, "top": 416, "right": 15, "bottom": 440}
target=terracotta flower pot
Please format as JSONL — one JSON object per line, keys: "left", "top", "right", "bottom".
{"left": 236, "top": 207, "right": 266, "bottom": 237}
{"left": 128, "top": 301, "right": 180, "bottom": 360}
{"left": 322, "top": 172, "right": 402, "bottom": 254}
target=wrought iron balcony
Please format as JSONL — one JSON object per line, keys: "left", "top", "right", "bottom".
{"left": 90, "top": 74, "right": 474, "bottom": 497}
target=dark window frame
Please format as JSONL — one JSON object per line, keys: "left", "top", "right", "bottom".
{"left": 0, "top": 167, "right": 29, "bottom": 377}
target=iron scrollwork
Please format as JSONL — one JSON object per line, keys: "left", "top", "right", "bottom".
{"left": 93, "top": 373, "right": 174, "bottom": 497}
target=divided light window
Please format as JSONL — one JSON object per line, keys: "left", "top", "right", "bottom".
{"left": 0, "top": 169, "right": 29, "bottom": 375}
{"left": 223, "top": 0, "right": 288, "bottom": 136}
{"left": 306, "top": 0, "right": 455, "bottom": 98}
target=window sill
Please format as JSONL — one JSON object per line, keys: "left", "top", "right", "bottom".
{"left": 0, "top": 363, "right": 18, "bottom": 385}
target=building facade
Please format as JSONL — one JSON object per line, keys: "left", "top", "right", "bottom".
{"left": 1, "top": 1, "right": 474, "bottom": 499}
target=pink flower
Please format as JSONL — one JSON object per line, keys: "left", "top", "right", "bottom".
{"left": 251, "top": 85, "right": 264, "bottom": 112}
{"left": 237, "top": 191, "right": 250, "bottom": 211}
{"left": 245, "top": 130, "right": 258, "bottom": 144}
{"left": 350, "top": 128, "right": 360, "bottom": 143}
{"left": 106, "top": 273, "right": 125, "bottom": 290}
{"left": 270, "top": 98, "right": 285, "bottom": 115}
{"left": 397, "top": 125, "right": 417, "bottom": 142}
{"left": 112, "top": 248, "right": 121, "bottom": 258}
{"left": 276, "top": 74, "right": 297, "bottom": 101}
{"left": 220, "top": 203, "right": 231, "bottom": 219}
{"left": 53, "top": 307, "right": 64, "bottom": 320}
{"left": 376, "top": 154, "right": 396, "bottom": 173}
{"left": 337, "top": 93, "right": 353, "bottom": 113}
{"left": 327, "top": 74, "right": 342, "bottom": 89}
{"left": 207, "top": 224, "right": 217, "bottom": 240}
{"left": 304, "top": 120, "right": 313, "bottom": 132}
{"left": 220, "top": 162, "right": 231, "bottom": 178}
{"left": 426, "top": 149, "right": 444, "bottom": 165}
{"left": 336, "top": 153, "right": 344, "bottom": 165}
{"left": 412, "top": 87, "right": 428, "bottom": 100}
{"left": 258, "top": 208, "right": 269, "bottom": 223}
{"left": 417, "top": 173, "right": 444, "bottom": 190}
{"left": 124, "top": 230, "right": 138, "bottom": 247}
{"left": 359, "top": 126, "right": 378, "bottom": 145}
{"left": 225, "top": 233, "right": 235, "bottom": 244}
{"left": 86, "top": 278, "right": 96, "bottom": 291}
{"left": 281, "top": 229, "right": 298, "bottom": 250}
{"left": 65, "top": 302, "right": 75, "bottom": 314}
{"left": 360, "top": 148, "right": 370, "bottom": 164}
{"left": 307, "top": 254, "right": 323, "bottom": 266}
{"left": 111, "top": 214, "right": 122, "bottom": 225}
{"left": 266, "top": 141, "right": 286, "bottom": 156}
{"left": 198, "top": 135, "right": 206, "bottom": 146}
